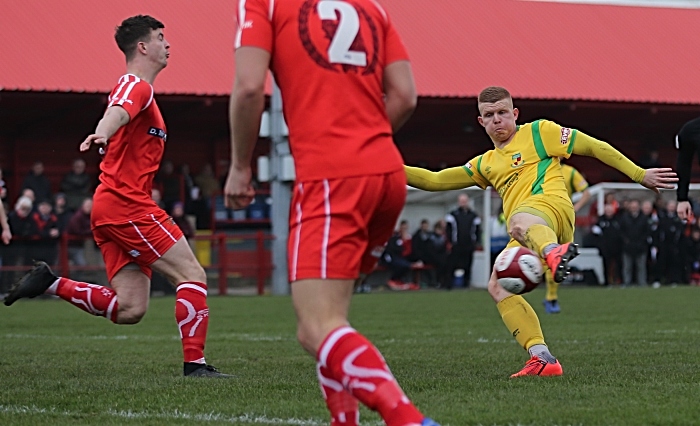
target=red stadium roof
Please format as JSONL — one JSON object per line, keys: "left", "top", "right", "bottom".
{"left": 2, "top": 0, "right": 699, "bottom": 103}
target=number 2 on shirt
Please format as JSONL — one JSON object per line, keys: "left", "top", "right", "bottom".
{"left": 317, "top": 0, "right": 367, "bottom": 66}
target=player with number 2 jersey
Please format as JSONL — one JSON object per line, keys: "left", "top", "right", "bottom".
{"left": 229, "top": 1, "right": 438, "bottom": 425}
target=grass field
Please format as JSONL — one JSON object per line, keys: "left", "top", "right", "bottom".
{"left": 1, "top": 286, "right": 699, "bottom": 426}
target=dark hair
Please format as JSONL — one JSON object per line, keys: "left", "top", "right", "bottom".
{"left": 478, "top": 86, "right": 512, "bottom": 104}
{"left": 115, "top": 15, "right": 164, "bottom": 61}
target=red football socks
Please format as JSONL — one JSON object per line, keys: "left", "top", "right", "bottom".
{"left": 317, "top": 362, "right": 360, "bottom": 425}
{"left": 175, "top": 282, "right": 209, "bottom": 364}
{"left": 317, "top": 327, "right": 423, "bottom": 426}
{"left": 50, "top": 278, "right": 119, "bottom": 323}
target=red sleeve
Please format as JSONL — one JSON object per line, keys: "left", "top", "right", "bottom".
{"left": 235, "top": 0, "right": 273, "bottom": 52}
{"left": 107, "top": 81, "right": 153, "bottom": 120}
{"left": 384, "top": 17, "right": 409, "bottom": 65}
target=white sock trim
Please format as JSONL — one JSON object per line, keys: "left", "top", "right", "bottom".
{"left": 176, "top": 283, "right": 207, "bottom": 296}
{"left": 45, "top": 278, "right": 61, "bottom": 295}
{"left": 318, "top": 326, "right": 355, "bottom": 367}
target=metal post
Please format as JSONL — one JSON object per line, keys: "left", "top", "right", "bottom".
{"left": 269, "top": 81, "right": 291, "bottom": 295}
{"left": 481, "top": 187, "right": 492, "bottom": 286}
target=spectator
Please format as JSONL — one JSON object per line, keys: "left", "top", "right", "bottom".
{"left": 0, "top": 166, "right": 8, "bottom": 205}
{"left": 53, "top": 193, "right": 71, "bottom": 233}
{"left": 21, "top": 161, "right": 52, "bottom": 203}
{"left": 642, "top": 199, "right": 661, "bottom": 285}
{"left": 591, "top": 203, "right": 623, "bottom": 285}
{"left": 445, "top": 193, "right": 481, "bottom": 288}
{"left": 65, "top": 198, "right": 94, "bottom": 268}
{"left": 3, "top": 196, "right": 38, "bottom": 289}
{"left": 490, "top": 207, "right": 509, "bottom": 267}
{"left": 151, "top": 188, "right": 166, "bottom": 210}
{"left": 685, "top": 227, "right": 700, "bottom": 286}
{"left": 194, "top": 163, "right": 220, "bottom": 200}
{"left": 171, "top": 202, "right": 194, "bottom": 239}
{"left": 60, "top": 158, "right": 92, "bottom": 212}
{"left": 430, "top": 220, "right": 449, "bottom": 287}
{"left": 21, "top": 188, "right": 36, "bottom": 204}
{"left": 31, "top": 200, "right": 60, "bottom": 265}
{"left": 156, "top": 159, "right": 181, "bottom": 213}
{"left": 410, "top": 219, "right": 439, "bottom": 287}
{"left": 619, "top": 200, "right": 651, "bottom": 286}
{"left": 0, "top": 200, "right": 12, "bottom": 294}
{"left": 180, "top": 163, "right": 195, "bottom": 213}
{"left": 379, "top": 220, "right": 420, "bottom": 291}
{"left": 658, "top": 200, "right": 684, "bottom": 284}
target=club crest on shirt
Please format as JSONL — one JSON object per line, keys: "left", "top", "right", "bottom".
{"left": 511, "top": 152, "right": 524, "bottom": 168}
{"left": 560, "top": 127, "right": 571, "bottom": 145}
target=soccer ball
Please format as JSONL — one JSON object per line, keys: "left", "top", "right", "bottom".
{"left": 494, "top": 247, "right": 543, "bottom": 294}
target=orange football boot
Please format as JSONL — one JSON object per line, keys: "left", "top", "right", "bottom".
{"left": 510, "top": 356, "right": 563, "bottom": 378}
{"left": 544, "top": 243, "right": 579, "bottom": 283}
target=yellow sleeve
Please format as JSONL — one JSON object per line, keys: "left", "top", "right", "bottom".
{"left": 537, "top": 119, "right": 577, "bottom": 159}
{"left": 404, "top": 165, "right": 483, "bottom": 191}
{"left": 572, "top": 168, "right": 589, "bottom": 192}
{"left": 571, "top": 132, "right": 645, "bottom": 183}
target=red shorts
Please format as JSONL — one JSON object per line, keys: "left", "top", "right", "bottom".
{"left": 288, "top": 171, "right": 406, "bottom": 281}
{"left": 92, "top": 209, "right": 183, "bottom": 281}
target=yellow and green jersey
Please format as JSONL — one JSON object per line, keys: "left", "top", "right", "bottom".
{"left": 462, "top": 119, "right": 577, "bottom": 219}
{"left": 561, "top": 163, "right": 589, "bottom": 198}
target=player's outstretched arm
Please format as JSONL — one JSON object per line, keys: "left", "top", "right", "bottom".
{"left": 225, "top": 46, "right": 270, "bottom": 210}
{"left": 404, "top": 165, "right": 478, "bottom": 191}
{"left": 571, "top": 133, "right": 677, "bottom": 192}
{"left": 573, "top": 188, "right": 591, "bottom": 212}
{"left": 79, "top": 107, "right": 129, "bottom": 152}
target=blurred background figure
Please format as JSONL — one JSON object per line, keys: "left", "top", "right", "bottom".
{"left": 619, "top": 200, "right": 650, "bottom": 286}
{"left": 445, "top": 193, "right": 481, "bottom": 289}
{"left": 60, "top": 158, "right": 92, "bottom": 213}
{"left": 22, "top": 161, "right": 52, "bottom": 204}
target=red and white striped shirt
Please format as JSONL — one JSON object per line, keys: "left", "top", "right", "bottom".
{"left": 92, "top": 74, "right": 167, "bottom": 226}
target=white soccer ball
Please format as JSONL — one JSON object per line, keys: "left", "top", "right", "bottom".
{"left": 494, "top": 247, "right": 544, "bottom": 294}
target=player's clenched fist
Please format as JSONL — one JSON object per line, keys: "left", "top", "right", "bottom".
{"left": 224, "top": 165, "right": 255, "bottom": 210}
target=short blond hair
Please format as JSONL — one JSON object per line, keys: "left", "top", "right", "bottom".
{"left": 478, "top": 86, "right": 512, "bottom": 104}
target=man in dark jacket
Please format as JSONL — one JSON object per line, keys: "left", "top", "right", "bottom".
{"left": 445, "top": 193, "right": 481, "bottom": 288}
{"left": 619, "top": 199, "right": 651, "bottom": 286}
{"left": 658, "top": 200, "right": 684, "bottom": 284}
{"left": 591, "top": 203, "right": 623, "bottom": 285}
{"left": 60, "top": 158, "right": 92, "bottom": 213}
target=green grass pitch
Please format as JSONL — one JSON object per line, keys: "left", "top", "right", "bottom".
{"left": 1, "top": 286, "right": 699, "bottom": 425}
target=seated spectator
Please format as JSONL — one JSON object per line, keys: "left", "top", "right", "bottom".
{"left": 379, "top": 220, "right": 420, "bottom": 291}
{"left": 22, "top": 161, "right": 52, "bottom": 203}
{"left": 65, "top": 198, "right": 94, "bottom": 268}
{"left": 60, "top": 158, "right": 92, "bottom": 212}
{"left": 31, "top": 200, "right": 60, "bottom": 265}
{"left": 180, "top": 163, "right": 195, "bottom": 213}
{"left": 411, "top": 219, "right": 440, "bottom": 287}
{"left": 430, "top": 220, "right": 449, "bottom": 287}
{"left": 171, "top": 202, "right": 194, "bottom": 239}
{"left": 193, "top": 164, "right": 219, "bottom": 229}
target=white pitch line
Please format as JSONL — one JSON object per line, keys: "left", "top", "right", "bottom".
{"left": 0, "top": 405, "right": 353, "bottom": 425}
{"left": 1, "top": 333, "right": 291, "bottom": 342}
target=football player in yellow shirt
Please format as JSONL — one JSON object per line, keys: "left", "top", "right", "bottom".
{"left": 405, "top": 86, "right": 677, "bottom": 377}
{"left": 542, "top": 161, "right": 591, "bottom": 314}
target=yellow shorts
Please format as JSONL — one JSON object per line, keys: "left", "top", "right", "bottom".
{"left": 505, "top": 194, "right": 575, "bottom": 250}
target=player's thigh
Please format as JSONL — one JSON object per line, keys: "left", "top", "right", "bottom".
{"left": 151, "top": 237, "right": 206, "bottom": 285}
{"left": 110, "top": 266, "right": 151, "bottom": 315}
{"left": 93, "top": 228, "right": 153, "bottom": 282}
{"left": 291, "top": 278, "right": 355, "bottom": 353}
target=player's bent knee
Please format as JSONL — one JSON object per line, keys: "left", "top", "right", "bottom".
{"left": 116, "top": 304, "right": 147, "bottom": 324}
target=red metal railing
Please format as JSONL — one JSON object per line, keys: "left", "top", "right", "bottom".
{"left": 1, "top": 231, "right": 274, "bottom": 296}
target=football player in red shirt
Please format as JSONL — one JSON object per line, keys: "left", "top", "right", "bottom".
{"left": 225, "top": 1, "right": 437, "bottom": 425}
{"left": 4, "top": 15, "right": 230, "bottom": 378}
